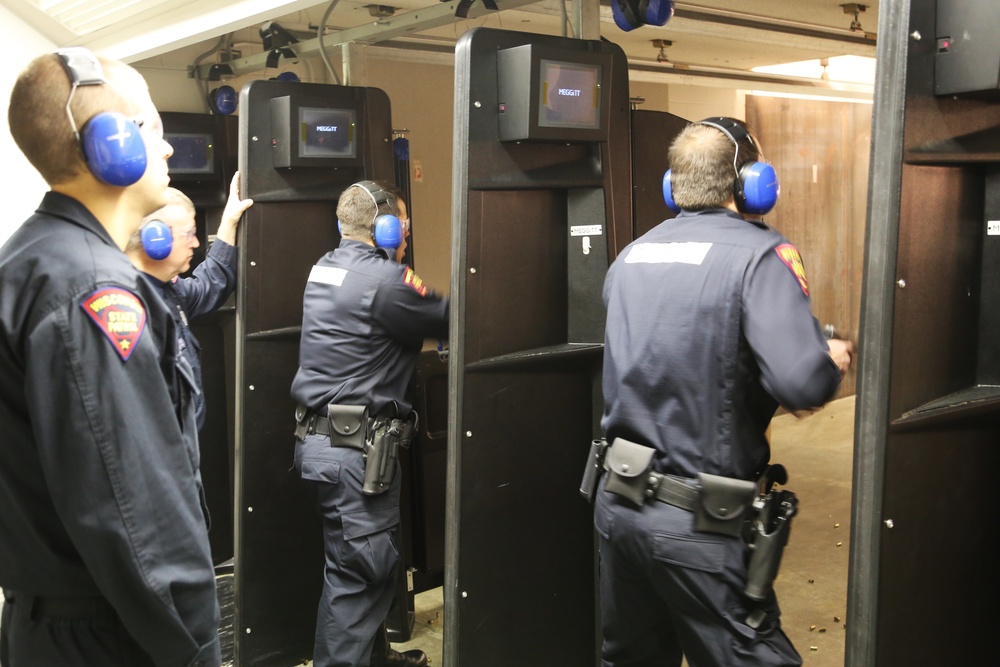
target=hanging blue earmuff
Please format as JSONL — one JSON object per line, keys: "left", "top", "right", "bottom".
{"left": 611, "top": 0, "right": 674, "bottom": 32}
{"left": 208, "top": 85, "right": 238, "bottom": 115}
{"left": 140, "top": 220, "right": 173, "bottom": 260}
{"left": 55, "top": 47, "right": 147, "bottom": 187}
{"left": 350, "top": 180, "right": 403, "bottom": 251}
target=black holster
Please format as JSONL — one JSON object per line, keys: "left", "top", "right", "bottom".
{"left": 745, "top": 488, "right": 798, "bottom": 602}
{"left": 579, "top": 438, "right": 609, "bottom": 504}
{"left": 362, "top": 410, "right": 417, "bottom": 496}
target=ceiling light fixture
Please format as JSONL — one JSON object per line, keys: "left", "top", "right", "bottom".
{"left": 652, "top": 39, "right": 672, "bottom": 64}
{"left": 840, "top": 3, "right": 867, "bottom": 32}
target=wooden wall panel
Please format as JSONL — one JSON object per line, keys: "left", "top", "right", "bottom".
{"left": 747, "top": 97, "right": 872, "bottom": 398}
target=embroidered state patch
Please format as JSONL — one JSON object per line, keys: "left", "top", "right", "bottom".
{"left": 81, "top": 287, "right": 147, "bottom": 361}
{"left": 403, "top": 267, "right": 429, "bottom": 297}
{"left": 774, "top": 243, "right": 810, "bottom": 296}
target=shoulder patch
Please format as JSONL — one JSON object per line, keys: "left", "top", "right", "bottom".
{"left": 80, "top": 287, "right": 147, "bottom": 361}
{"left": 774, "top": 244, "right": 809, "bottom": 296}
{"left": 402, "top": 267, "right": 429, "bottom": 297}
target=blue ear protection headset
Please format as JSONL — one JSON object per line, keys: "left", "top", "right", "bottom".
{"left": 140, "top": 219, "right": 173, "bottom": 260}
{"left": 662, "top": 117, "right": 780, "bottom": 216}
{"left": 350, "top": 180, "right": 403, "bottom": 250}
{"left": 55, "top": 47, "right": 147, "bottom": 187}
{"left": 612, "top": 0, "right": 674, "bottom": 32}
{"left": 208, "top": 85, "right": 238, "bottom": 115}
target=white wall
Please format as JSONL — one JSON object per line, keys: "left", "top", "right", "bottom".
{"left": 0, "top": 6, "right": 55, "bottom": 246}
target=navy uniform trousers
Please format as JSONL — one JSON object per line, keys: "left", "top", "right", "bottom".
{"left": 0, "top": 594, "right": 156, "bottom": 667}
{"left": 294, "top": 434, "right": 401, "bottom": 667}
{"left": 595, "top": 485, "right": 801, "bottom": 667}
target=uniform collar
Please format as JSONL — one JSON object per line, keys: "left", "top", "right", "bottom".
{"left": 675, "top": 207, "right": 770, "bottom": 230}
{"left": 675, "top": 207, "right": 744, "bottom": 222}
{"left": 340, "top": 237, "right": 391, "bottom": 259}
{"left": 37, "top": 191, "right": 117, "bottom": 248}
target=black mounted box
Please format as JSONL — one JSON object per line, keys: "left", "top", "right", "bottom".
{"left": 270, "top": 94, "right": 363, "bottom": 168}
{"left": 935, "top": 0, "right": 1000, "bottom": 98}
{"left": 497, "top": 42, "right": 613, "bottom": 143}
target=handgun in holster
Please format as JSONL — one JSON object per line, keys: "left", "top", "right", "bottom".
{"left": 362, "top": 410, "right": 418, "bottom": 496}
{"left": 744, "top": 466, "right": 799, "bottom": 623}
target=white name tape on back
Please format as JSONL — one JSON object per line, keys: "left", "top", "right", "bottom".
{"left": 624, "top": 242, "right": 713, "bottom": 266}
{"left": 308, "top": 265, "right": 348, "bottom": 286}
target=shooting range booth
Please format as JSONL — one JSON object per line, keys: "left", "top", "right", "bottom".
{"left": 229, "top": 79, "right": 401, "bottom": 666}
{"left": 444, "top": 28, "right": 634, "bottom": 666}
{"left": 851, "top": 0, "right": 1000, "bottom": 664}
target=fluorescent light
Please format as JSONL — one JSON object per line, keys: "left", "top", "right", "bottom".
{"left": 749, "top": 90, "right": 873, "bottom": 104}
{"left": 753, "top": 56, "right": 876, "bottom": 85}
{"left": 30, "top": 0, "right": 178, "bottom": 36}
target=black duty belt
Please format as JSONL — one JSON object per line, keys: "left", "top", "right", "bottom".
{"left": 647, "top": 473, "right": 700, "bottom": 511}
{"left": 4, "top": 591, "right": 117, "bottom": 623}
{"left": 300, "top": 412, "right": 333, "bottom": 436}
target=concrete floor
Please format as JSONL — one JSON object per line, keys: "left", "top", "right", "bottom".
{"left": 393, "top": 395, "right": 856, "bottom": 667}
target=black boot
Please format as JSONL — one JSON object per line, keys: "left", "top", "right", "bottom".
{"left": 370, "top": 622, "right": 429, "bottom": 667}
{"left": 377, "top": 647, "right": 428, "bottom": 666}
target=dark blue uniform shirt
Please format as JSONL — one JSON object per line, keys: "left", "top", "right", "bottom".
{"left": 141, "top": 239, "right": 237, "bottom": 430}
{"left": 0, "top": 192, "right": 221, "bottom": 665}
{"left": 291, "top": 239, "right": 449, "bottom": 415}
{"left": 601, "top": 208, "right": 841, "bottom": 481}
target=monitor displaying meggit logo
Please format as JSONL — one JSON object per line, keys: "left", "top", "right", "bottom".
{"left": 539, "top": 59, "right": 601, "bottom": 130}
{"left": 299, "top": 107, "right": 357, "bottom": 158}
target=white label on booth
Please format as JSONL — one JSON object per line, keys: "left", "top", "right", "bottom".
{"left": 988, "top": 220, "right": 1000, "bottom": 236}
{"left": 571, "top": 225, "right": 603, "bottom": 237}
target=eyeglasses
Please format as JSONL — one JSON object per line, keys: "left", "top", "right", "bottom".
{"left": 399, "top": 218, "right": 410, "bottom": 235}
{"left": 176, "top": 227, "right": 197, "bottom": 243}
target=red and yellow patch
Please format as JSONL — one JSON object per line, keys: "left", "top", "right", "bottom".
{"left": 403, "top": 267, "right": 429, "bottom": 297}
{"left": 80, "top": 288, "right": 147, "bottom": 361}
{"left": 774, "top": 243, "right": 810, "bottom": 296}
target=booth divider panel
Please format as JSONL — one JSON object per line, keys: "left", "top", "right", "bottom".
{"left": 456, "top": 370, "right": 596, "bottom": 667}
{"left": 235, "top": 79, "right": 395, "bottom": 665}
{"left": 449, "top": 28, "right": 633, "bottom": 667}
{"left": 463, "top": 189, "right": 568, "bottom": 364}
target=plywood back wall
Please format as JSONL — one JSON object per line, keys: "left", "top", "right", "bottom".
{"left": 747, "top": 95, "right": 873, "bottom": 398}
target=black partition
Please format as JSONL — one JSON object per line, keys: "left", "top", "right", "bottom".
{"left": 849, "top": 1, "right": 1000, "bottom": 665}
{"left": 446, "top": 29, "right": 633, "bottom": 666}
{"left": 631, "top": 109, "right": 687, "bottom": 237}
{"left": 160, "top": 111, "right": 238, "bottom": 568}
{"left": 232, "top": 80, "right": 395, "bottom": 666}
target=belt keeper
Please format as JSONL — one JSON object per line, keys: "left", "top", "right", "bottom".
{"left": 644, "top": 474, "right": 661, "bottom": 499}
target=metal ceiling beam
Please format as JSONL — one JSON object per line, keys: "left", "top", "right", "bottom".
{"left": 192, "top": 0, "right": 538, "bottom": 79}
{"left": 520, "top": 2, "right": 877, "bottom": 58}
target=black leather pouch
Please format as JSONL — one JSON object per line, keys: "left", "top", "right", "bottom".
{"left": 604, "top": 437, "right": 655, "bottom": 507}
{"left": 693, "top": 472, "right": 757, "bottom": 537}
{"left": 327, "top": 404, "right": 368, "bottom": 450}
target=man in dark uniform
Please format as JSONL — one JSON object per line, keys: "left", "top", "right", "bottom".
{"left": 291, "top": 181, "right": 447, "bottom": 667}
{"left": 596, "top": 117, "right": 853, "bottom": 667}
{"left": 126, "top": 173, "right": 253, "bottom": 430}
{"left": 0, "top": 48, "right": 221, "bottom": 666}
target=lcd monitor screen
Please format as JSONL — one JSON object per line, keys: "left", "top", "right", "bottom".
{"left": 165, "top": 132, "right": 214, "bottom": 174}
{"left": 538, "top": 60, "right": 602, "bottom": 130}
{"left": 299, "top": 107, "right": 357, "bottom": 159}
